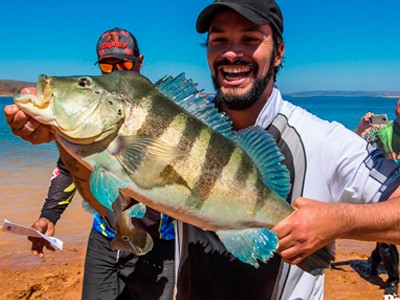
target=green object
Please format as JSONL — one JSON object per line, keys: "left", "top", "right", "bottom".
{"left": 377, "top": 120, "right": 395, "bottom": 156}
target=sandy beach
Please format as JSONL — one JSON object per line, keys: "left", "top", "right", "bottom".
{"left": 0, "top": 234, "right": 393, "bottom": 299}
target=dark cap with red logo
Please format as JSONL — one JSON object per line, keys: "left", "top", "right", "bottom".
{"left": 196, "top": 0, "right": 284, "bottom": 38}
{"left": 96, "top": 27, "right": 140, "bottom": 63}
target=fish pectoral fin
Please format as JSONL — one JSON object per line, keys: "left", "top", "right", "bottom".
{"left": 216, "top": 228, "right": 278, "bottom": 268}
{"left": 126, "top": 203, "right": 147, "bottom": 219}
{"left": 115, "top": 135, "right": 189, "bottom": 183}
{"left": 90, "top": 166, "right": 129, "bottom": 211}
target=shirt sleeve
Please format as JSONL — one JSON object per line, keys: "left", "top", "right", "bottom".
{"left": 39, "top": 157, "right": 76, "bottom": 224}
{"left": 323, "top": 124, "right": 400, "bottom": 203}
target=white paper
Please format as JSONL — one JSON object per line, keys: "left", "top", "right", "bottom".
{"left": 2, "top": 219, "right": 63, "bottom": 250}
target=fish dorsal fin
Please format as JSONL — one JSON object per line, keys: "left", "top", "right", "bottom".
{"left": 234, "top": 126, "right": 291, "bottom": 200}
{"left": 154, "top": 73, "right": 235, "bottom": 140}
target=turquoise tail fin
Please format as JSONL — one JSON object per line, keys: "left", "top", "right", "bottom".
{"left": 216, "top": 228, "right": 278, "bottom": 267}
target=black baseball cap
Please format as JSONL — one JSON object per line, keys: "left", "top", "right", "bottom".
{"left": 96, "top": 27, "right": 140, "bottom": 64}
{"left": 196, "top": 0, "right": 284, "bottom": 37}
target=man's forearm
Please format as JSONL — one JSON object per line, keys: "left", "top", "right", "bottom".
{"left": 40, "top": 157, "right": 76, "bottom": 224}
{"left": 340, "top": 194, "right": 400, "bottom": 244}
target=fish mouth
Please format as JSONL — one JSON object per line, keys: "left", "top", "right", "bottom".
{"left": 13, "top": 75, "right": 55, "bottom": 125}
{"left": 36, "top": 75, "right": 54, "bottom": 106}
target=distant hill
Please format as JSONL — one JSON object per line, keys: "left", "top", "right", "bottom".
{"left": 1, "top": 79, "right": 399, "bottom": 99}
{"left": 285, "top": 90, "right": 400, "bottom": 98}
{"left": 0, "top": 80, "right": 35, "bottom": 96}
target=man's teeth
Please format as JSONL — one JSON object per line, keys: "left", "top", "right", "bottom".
{"left": 222, "top": 66, "right": 251, "bottom": 73}
{"left": 221, "top": 66, "right": 251, "bottom": 81}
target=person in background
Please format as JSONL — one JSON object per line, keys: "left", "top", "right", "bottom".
{"left": 5, "top": 1, "right": 400, "bottom": 299}
{"left": 4, "top": 27, "right": 175, "bottom": 300}
{"left": 354, "top": 100, "right": 400, "bottom": 296}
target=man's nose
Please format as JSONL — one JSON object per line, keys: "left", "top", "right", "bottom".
{"left": 221, "top": 43, "right": 244, "bottom": 61}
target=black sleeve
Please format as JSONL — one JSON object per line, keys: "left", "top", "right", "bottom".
{"left": 39, "top": 157, "right": 76, "bottom": 224}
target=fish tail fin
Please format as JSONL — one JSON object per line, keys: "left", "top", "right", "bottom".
{"left": 217, "top": 228, "right": 278, "bottom": 267}
{"left": 296, "top": 242, "right": 335, "bottom": 275}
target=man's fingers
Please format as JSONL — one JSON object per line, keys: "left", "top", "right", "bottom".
{"left": 45, "top": 243, "right": 56, "bottom": 252}
{"left": 278, "top": 241, "right": 308, "bottom": 264}
{"left": 28, "top": 124, "right": 54, "bottom": 144}
{"left": 4, "top": 105, "right": 27, "bottom": 127}
{"left": 11, "top": 123, "right": 54, "bottom": 145}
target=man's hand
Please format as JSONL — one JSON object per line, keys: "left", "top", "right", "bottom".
{"left": 272, "top": 197, "right": 346, "bottom": 265}
{"left": 3, "top": 87, "right": 54, "bottom": 145}
{"left": 354, "top": 112, "right": 374, "bottom": 136}
{"left": 28, "top": 217, "right": 56, "bottom": 258}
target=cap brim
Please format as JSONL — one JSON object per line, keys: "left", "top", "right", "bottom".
{"left": 196, "top": 3, "right": 269, "bottom": 33}
{"left": 95, "top": 54, "right": 136, "bottom": 65}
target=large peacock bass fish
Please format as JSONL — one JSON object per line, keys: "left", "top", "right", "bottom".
{"left": 14, "top": 71, "right": 334, "bottom": 275}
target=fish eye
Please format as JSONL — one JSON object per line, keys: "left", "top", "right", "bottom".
{"left": 77, "top": 77, "right": 92, "bottom": 88}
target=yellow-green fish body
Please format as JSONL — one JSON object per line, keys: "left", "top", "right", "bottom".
{"left": 14, "top": 71, "right": 333, "bottom": 274}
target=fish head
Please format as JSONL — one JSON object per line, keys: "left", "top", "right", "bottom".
{"left": 14, "top": 72, "right": 129, "bottom": 144}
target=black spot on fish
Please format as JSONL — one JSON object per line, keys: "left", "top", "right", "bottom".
{"left": 158, "top": 165, "right": 192, "bottom": 191}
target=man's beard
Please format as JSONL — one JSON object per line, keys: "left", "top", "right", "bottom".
{"left": 212, "top": 75, "right": 270, "bottom": 110}
{"left": 212, "top": 59, "right": 274, "bottom": 110}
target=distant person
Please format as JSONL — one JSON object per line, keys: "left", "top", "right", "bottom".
{"left": 354, "top": 100, "right": 400, "bottom": 296}
{"left": 4, "top": 27, "right": 175, "bottom": 300}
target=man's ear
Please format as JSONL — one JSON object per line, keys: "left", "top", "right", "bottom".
{"left": 274, "top": 43, "right": 285, "bottom": 67}
{"left": 137, "top": 55, "right": 144, "bottom": 71}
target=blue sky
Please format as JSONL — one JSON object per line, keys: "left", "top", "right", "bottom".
{"left": 1, "top": 0, "right": 399, "bottom": 93}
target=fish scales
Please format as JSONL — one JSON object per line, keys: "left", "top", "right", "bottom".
{"left": 13, "top": 71, "right": 335, "bottom": 275}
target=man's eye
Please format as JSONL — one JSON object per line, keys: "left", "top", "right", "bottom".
{"left": 209, "top": 37, "right": 227, "bottom": 45}
{"left": 243, "top": 37, "right": 260, "bottom": 44}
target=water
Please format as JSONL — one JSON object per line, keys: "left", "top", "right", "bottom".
{"left": 286, "top": 95, "right": 398, "bottom": 131}
{"left": 0, "top": 97, "right": 91, "bottom": 263}
{"left": 0, "top": 95, "right": 398, "bottom": 264}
